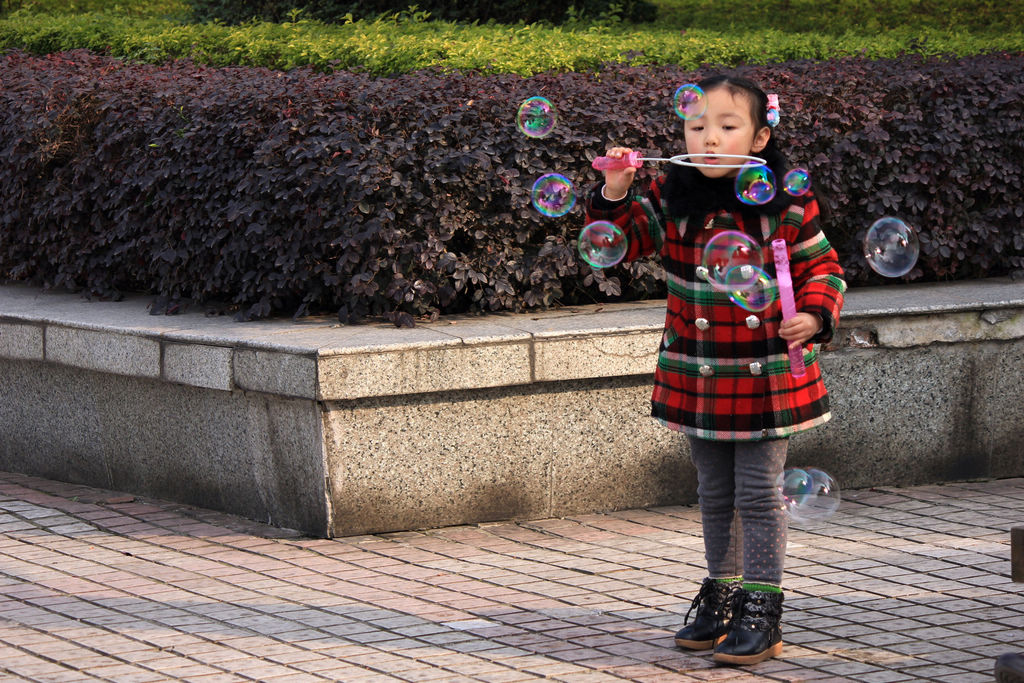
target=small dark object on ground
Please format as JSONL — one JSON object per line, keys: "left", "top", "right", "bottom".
{"left": 996, "top": 653, "right": 1024, "bottom": 683}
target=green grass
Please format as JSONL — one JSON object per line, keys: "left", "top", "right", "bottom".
{"left": 1, "top": 0, "right": 1021, "bottom": 74}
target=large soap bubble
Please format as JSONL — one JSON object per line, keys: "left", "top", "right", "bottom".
{"left": 783, "top": 168, "right": 811, "bottom": 196}
{"left": 735, "top": 163, "right": 777, "bottom": 206}
{"left": 578, "top": 221, "right": 627, "bottom": 268}
{"left": 863, "top": 217, "right": 919, "bottom": 277}
{"left": 517, "top": 96, "right": 558, "bottom": 138}
{"left": 531, "top": 173, "right": 576, "bottom": 217}
{"left": 726, "top": 266, "right": 777, "bottom": 312}
{"left": 778, "top": 468, "right": 841, "bottom": 523}
{"left": 673, "top": 84, "right": 708, "bottom": 121}
{"left": 701, "top": 230, "right": 764, "bottom": 291}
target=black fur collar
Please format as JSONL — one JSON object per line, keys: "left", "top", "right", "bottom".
{"left": 661, "top": 146, "right": 791, "bottom": 231}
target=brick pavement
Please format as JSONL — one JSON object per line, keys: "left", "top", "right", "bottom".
{"left": 0, "top": 471, "right": 1022, "bottom": 682}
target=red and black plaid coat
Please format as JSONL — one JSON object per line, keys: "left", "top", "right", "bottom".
{"left": 585, "top": 176, "right": 846, "bottom": 441}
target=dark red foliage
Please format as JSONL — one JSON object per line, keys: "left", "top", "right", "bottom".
{"left": 0, "top": 50, "right": 1021, "bottom": 322}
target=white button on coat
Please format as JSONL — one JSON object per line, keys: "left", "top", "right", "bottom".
{"left": 745, "top": 315, "right": 760, "bottom": 329}
{"left": 699, "top": 365, "right": 714, "bottom": 377}
{"left": 749, "top": 362, "right": 763, "bottom": 376}
{"left": 695, "top": 318, "right": 710, "bottom": 331}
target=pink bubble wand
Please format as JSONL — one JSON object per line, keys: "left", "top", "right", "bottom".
{"left": 592, "top": 152, "right": 766, "bottom": 170}
{"left": 771, "top": 238, "right": 806, "bottom": 378}
{"left": 591, "top": 151, "right": 658, "bottom": 170}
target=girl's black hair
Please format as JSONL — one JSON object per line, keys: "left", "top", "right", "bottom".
{"left": 661, "top": 74, "right": 793, "bottom": 234}
{"left": 700, "top": 74, "right": 775, "bottom": 134}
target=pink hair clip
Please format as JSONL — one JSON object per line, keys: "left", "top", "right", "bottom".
{"left": 766, "top": 93, "right": 781, "bottom": 127}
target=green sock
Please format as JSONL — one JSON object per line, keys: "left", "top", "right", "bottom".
{"left": 742, "top": 582, "right": 782, "bottom": 593}
{"left": 714, "top": 576, "right": 743, "bottom": 584}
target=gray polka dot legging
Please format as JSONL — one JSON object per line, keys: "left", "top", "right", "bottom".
{"left": 687, "top": 435, "right": 789, "bottom": 586}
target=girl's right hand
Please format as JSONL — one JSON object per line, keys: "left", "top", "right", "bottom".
{"left": 602, "top": 147, "right": 636, "bottom": 201}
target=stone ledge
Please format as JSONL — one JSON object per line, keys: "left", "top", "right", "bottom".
{"left": 318, "top": 340, "right": 533, "bottom": 400}
{"left": 47, "top": 326, "right": 161, "bottom": 379}
{"left": 235, "top": 349, "right": 318, "bottom": 399}
{"left": 0, "top": 278, "right": 1021, "bottom": 400}
{"left": 162, "top": 342, "right": 233, "bottom": 392}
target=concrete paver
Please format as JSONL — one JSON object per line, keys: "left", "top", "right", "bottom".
{"left": 0, "top": 472, "right": 1022, "bottom": 682}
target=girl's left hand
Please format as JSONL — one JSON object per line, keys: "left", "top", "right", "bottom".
{"left": 779, "top": 313, "right": 823, "bottom": 348}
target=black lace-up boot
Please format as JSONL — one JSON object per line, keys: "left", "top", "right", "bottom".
{"left": 674, "top": 578, "right": 741, "bottom": 650}
{"left": 996, "top": 653, "right": 1024, "bottom": 683}
{"left": 712, "top": 588, "right": 784, "bottom": 665}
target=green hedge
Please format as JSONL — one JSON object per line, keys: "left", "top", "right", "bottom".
{"left": 2, "top": 11, "right": 1022, "bottom": 75}
{"left": 1, "top": 0, "right": 187, "bottom": 17}
{"left": 184, "top": 0, "right": 657, "bottom": 25}
{"left": 656, "top": 0, "right": 1018, "bottom": 33}
{"left": 5, "top": 0, "right": 1017, "bottom": 31}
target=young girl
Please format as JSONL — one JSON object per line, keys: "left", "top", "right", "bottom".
{"left": 585, "top": 75, "right": 846, "bottom": 665}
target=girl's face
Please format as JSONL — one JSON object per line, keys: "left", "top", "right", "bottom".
{"left": 683, "top": 87, "right": 771, "bottom": 179}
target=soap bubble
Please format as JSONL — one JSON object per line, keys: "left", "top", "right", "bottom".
{"left": 531, "top": 173, "right": 576, "bottom": 217}
{"left": 777, "top": 468, "right": 841, "bottom": 523}
{"left": 783, "top": 168, "right": 811, "bottom": 196}
{"left": 517, "top": 96, "right": 557, "bottom": 138}
{"left": 673, "top": 84, "right": 707, "bottom": 120}
{"left": 578, "top": 221, "right": 627, "bottom": 268}
{"left": 701, "top": 230, "right": 764, "bottom": 291}
{"left": 727, "top": 266, "right": 776, "bottom": 312}
{"left": 735, "top": 163, "right": 776, "bottom": 205}
{"left": 863, "top": 217, "right": 919, "bottom": 277}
